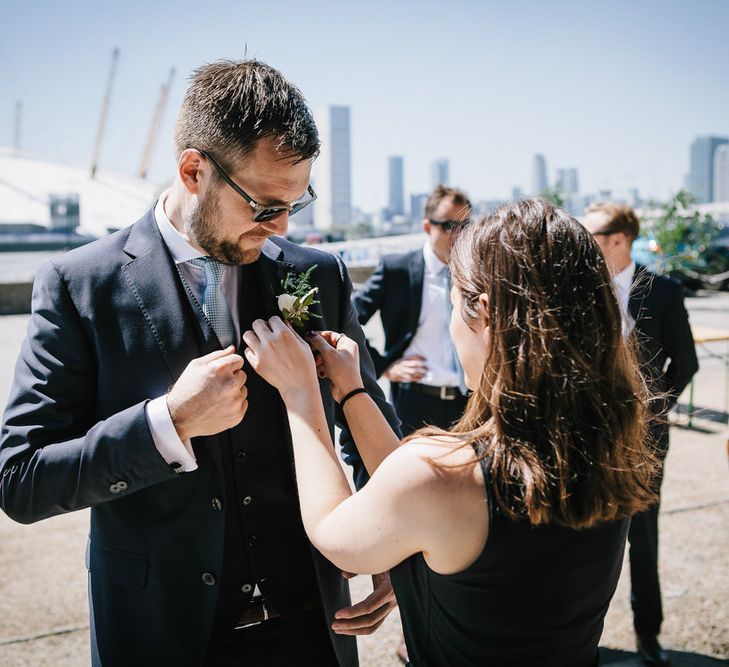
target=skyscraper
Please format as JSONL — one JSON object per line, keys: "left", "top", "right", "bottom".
{"left": 430, "top": 158, "right": 449, "bottom": 189}
{"left": 532, "top": 154, "right": 548, "bottom": 195}
{"left": 714, "top": 144, "right": 729, "bottom": 203}
{"left": 556, "top": 168, "right": 579, "bottom": 195}
{"left": 388, "top": 156, "right": 405, "bottom": 217}
{"left": 688, "top": 136, "right": 729, "bottom": 203}
{"left": 313, "top": 105, "right": 352, "bottom": 230}
{"left": 410, "top": 193, "right": 429, "bottom": 221}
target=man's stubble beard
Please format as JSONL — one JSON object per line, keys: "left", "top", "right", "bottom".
{"left": 186, "top": 188, "right": 265, "bottom": 265}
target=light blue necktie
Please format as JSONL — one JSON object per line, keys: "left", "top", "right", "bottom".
{"left": 187, "top": 257, "right": 236, "bottom": 349}
{"left": 444, "top": 268, "right": 468, "bottom": 395}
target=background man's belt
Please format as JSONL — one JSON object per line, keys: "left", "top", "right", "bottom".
{"left": 235, "top": 596, "right": 320, "bottom": 630}
{"left": 399, "top": 382, "right": 462, "bottom": 400}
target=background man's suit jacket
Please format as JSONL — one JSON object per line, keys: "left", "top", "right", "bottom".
{"left": 629, "top": 265, "right": 699, "bottom": 446}
{"left": 0, "top": 209, "right": 399, "bottom": 667}
{"left": 353, "top": 249, "right": 425, "bottom": 378}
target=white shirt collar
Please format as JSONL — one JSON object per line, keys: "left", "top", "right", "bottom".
{"left": 613, "top": 260, "right": 636, "bottom": 294}
{"left": 422, "top": 240, "right": 447, "bottom": 276}
{"left": 154, "top": 191, "right": 205, "bottom": 265}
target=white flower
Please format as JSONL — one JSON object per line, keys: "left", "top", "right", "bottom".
{"left": 277, "top": 293, "right": 298, "bottom": 314}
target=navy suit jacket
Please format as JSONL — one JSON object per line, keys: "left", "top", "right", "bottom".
{"left": 352, "top": 249, "right": 424, "bottom": 378}
{"left": 0, "top": 208, "right": 399, "bottom": 666}
{"left": 628, "top": 265, "right": 699, "bottom": 445}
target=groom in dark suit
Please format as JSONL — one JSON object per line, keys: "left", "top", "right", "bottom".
{"left": 0, "top": 60, "right": 399, "bottom": 667}
{"left": 584, "top": 202, "right": 698, "bottom": 667}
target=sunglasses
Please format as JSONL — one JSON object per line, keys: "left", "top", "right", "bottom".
{"left": 196, "top": 149, "right": 317, "bottom": 223}
{"left": 428, "top": 218, "right": 470, "bottom": 232}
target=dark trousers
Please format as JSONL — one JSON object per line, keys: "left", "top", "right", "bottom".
{"left": 204, "top": 607, "right": 338, "bottom": 666}
{"left": 628, "top": 433, "right": 668, "bottom": 636}
{"left": 393, "top": 384, "right": 468, "bottom": 437}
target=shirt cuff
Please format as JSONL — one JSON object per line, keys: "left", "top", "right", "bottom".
{"left": 145, "top": 396, "right": 198, "bottom": 473}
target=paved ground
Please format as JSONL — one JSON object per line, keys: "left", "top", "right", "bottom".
{"left": 0, "top": 291, "right": 728, "bottom": 666}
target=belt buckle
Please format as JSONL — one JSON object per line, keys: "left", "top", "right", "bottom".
{"left": 440, "top": 386, "right": 455, "bottom": 401}
{"left": 234, "top": 597, "right": 269, "bottom": 631}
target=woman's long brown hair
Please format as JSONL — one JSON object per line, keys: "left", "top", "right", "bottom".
{"left": 418, "top": 199, "right": 657, "bottom": 529}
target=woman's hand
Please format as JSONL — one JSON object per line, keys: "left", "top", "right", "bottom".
{"left": 309, "top": 331, "right": 363, "bottom": 403}
{"left": 242, "top": 317, "right": 317, "bottom": 399}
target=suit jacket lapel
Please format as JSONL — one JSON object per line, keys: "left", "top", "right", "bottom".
{"left": 628, "top": 263, "right": 647, "bottom": 323}
{"left": 254, "top": 239, "right": 295, "bottom": 321}
{"left": 409, "top": 249, "right": 425, "bottom": 333}
{"left": 121, "top": 209, "right": 201, "bottom": 382}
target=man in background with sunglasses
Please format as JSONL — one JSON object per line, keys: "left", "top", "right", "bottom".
{"left": 354, "top": 184, "right": 470, "bottom": 662}
{"left": 583, "top": 202, "right": 698, "bottom": 667}
{"left": 0, "top": 59, "right": 400, "bottom": 667}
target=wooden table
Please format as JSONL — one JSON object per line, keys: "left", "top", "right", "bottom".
{"left": 687, "top": 325, "right": 729, "bottom": 427}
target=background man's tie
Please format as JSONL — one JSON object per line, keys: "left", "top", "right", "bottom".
{"left": 188, "top": 257, "right": 236, "bottom": 349}
{"left": 444, "top": 268, "right": 468, "bottom": 395}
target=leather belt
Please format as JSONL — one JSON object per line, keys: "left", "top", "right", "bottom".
{"left": 399, "top": 382, "right": 463, "bottom": 401}
{"left": 235, "top": 596, "right": 321, "bottom": 630}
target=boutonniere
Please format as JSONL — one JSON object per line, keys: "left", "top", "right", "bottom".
{"left": 277, "top": 264, "right": 322, "bottom": 329}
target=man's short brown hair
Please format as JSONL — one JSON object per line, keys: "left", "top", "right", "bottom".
{"left": 585, "top": 202, "right": 641, "bottom": 240}
{"left": 424, "top": 185, "right": 472, "bottom": 219}
{"left": 174, "top": 59, "right": 320, "bottom": 170}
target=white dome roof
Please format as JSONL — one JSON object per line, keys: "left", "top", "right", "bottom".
{"left": 0, "top": 150, "right": 165, "bottom": 237}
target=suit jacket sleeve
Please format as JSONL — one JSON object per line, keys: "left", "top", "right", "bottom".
{"left": 351, "top": 259, "right": 388, "bottom": 377}
{"left": 0, "top": 261, "right": 175, "bottom": 524}
{"left": 334, "top": 256, "right": 401, "bottom": 490}
{"left": 660, "top": 282, "right": 699, "bottom": 407}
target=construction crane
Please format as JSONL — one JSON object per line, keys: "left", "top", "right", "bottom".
{"left": 138, "top": 67, "right": 175, "bottom": 179}
{"left": 90, "top": 47, "right": 120, "bottom": 179}
{"left": 14, "top": 101, "right": 21, "bottom": 157}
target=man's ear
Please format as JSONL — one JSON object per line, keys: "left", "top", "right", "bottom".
{"left": 178, "top": 149, "right": 206, "bottom": 195}
{"left": 422, "top": 219, "right": 431, "bottom": 235}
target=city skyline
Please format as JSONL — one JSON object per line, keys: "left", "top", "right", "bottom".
{"left": 1, "top": 1, "right": 728, "bottom": 210}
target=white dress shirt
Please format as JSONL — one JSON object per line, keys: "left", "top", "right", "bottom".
{"left": 144, "top": 191, "right": 242, "bottom": 473}
{"left": 401, "top": 242, "right": 461, "bottom": 387}
{"left": 613, "top": 261, "right": 636, "bottom": 339}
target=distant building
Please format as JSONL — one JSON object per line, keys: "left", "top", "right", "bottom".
{"left": 511, "top": 186, "right": 524, "bottom": 201}
{"left": 388, "top": 156, "right": 405, "bottom": 218}
{"left": 556, "top": 168, "right": 579, "bottom": 195}
{"left": 430, "top": 158, "right": 449, "bottom": 189}
{"left": 313, "top": 106, "right": 352, "bottom": 230}
{"left": 713, "top": 144, "right": 729, "bottom": 203}
{"left": 531, "top": 154, "right": 548, "bottom": 195}
{"left": 688, "top": 135, "right": 729, "bottom": 203}
{"left": 410, "top": 193, "right": 429, "bottom": 222}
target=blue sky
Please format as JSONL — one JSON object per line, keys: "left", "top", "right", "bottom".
{"left": 1, "top": 0, "right": 728, "bottom": 209}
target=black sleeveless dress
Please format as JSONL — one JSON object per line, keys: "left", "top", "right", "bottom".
{"left": 390, "top": 455, "right": 629, "bottom": 666}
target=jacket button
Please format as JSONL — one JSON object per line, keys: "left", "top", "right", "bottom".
{"left": 241, "top": 583, "right": 253, "bottom": 593}
{"left": 242, "top": 496, "right": 252, "bottom": 506}
{"left": 201, "top": 572, "right": 216, "bottom": 586}
{"left": 116, "top": 481, "right": 128, "bottom": 491}
{"left": 247, "top": 535, "right": 257, "bottom": 547}
{"left": 212, "top": 497, "right": 223, "bottom": 512}
{"left": 236, "top": 451, "right": 247, "bottom": 463}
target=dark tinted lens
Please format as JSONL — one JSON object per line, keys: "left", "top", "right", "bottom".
{"left": 289, "top": 199, "right": 314, "bottom": 217}
{"left": 254, "top": 207, "right": 287, "bottom": 222}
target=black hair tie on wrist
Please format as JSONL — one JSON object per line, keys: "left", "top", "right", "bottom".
{"left": 338, "top": 387, "right": 367, "bottom": 409}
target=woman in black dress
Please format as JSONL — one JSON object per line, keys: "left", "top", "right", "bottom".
{"left": 243, "top": 198, "right": 658, "bottom": 666}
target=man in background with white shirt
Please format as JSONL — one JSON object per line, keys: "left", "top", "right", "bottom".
{"left": 583, "top": 202, "right": 698, "bottom": 667}
{"left": 0, "top": 59, "right": 399, "bottom": 667}
{"left": 354, "top": 185, "right": 472, "bottom": 438}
